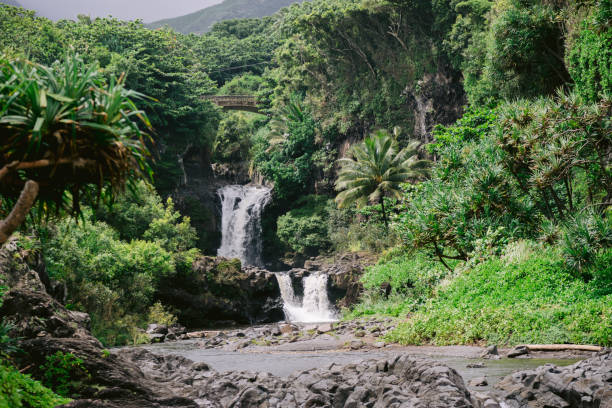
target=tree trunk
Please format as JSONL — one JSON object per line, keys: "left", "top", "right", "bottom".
{"left": 520, "top": 344, "right": 603, "bottom": 352}
{"left": 380, "top": 196, "right": 388, "bottom": 230}
{"left": 0, "top": 180, "right": 39, "bottom": 245}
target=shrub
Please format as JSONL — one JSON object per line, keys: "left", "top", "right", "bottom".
{"left": 387, "top": 244, "right": 612, "bottom": 346}
{"left": 346, "top": 252, "right": 452, "bottom": 319}
{"left": 562, "top": 211, "right": 612, "bottom": 279}
{"left": 0, "top": 362, "right": 70, "bottom": 408}
{"left": 41, "top": 352, "right": 90, "bottom": 398}
{"left": 276, "top": 195, "right": 332, "bottom": 256}
{"left": 147, "top": 302, "right": 178, "bottom": 327}
{"left": 567, "top": 2, "right": 612, "bottom": 101}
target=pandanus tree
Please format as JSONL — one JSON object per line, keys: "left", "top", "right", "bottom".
{"left": 335, "top": 130, "right": 429, "bottom": 229}
{"left": 0, "top": 54, "right": 152, "bottom": 245}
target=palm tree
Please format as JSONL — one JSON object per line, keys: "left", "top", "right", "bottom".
{"left": 0, "top": 53, "right": 152, "bottom": 245}
{"left": 335, "top": 130, "right": 429, "bottom": 229}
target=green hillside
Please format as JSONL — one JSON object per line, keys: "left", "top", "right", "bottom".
{"left": 148, "top": 0, "right": 305, "bottom": 34}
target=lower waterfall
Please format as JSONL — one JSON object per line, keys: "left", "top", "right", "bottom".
{"left": 275, "top": 273, "right": 338, "bottom": 323}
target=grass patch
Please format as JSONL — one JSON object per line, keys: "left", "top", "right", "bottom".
{"left": 386, "top": 244, "right": 611, "bottom": 346}
{"left": 344, "top": 251, "right": 452, "bottom": 319}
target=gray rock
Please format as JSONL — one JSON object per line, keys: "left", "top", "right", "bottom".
{"left": 317, "top": 323, "right": 333, "bottom": 334}
{"left": 374, "top": 341, "right": 385, "bottom": 348}
{"left": 507, "top": 345, "right": 529, "bottom": 358}
{"left": 349, "top": 340, "right": 364, "bottom": 350}
{"left": 481, "top": 351, "right": 612, "bottom": 408}
{"left": 147, "top": 333, "right": 165, "bottom": 343}
{"left": 145, "top": 324, "right": 168, "bottom": 335}
{"left": 469, "top": 376, "right": 488, "bottom": 387}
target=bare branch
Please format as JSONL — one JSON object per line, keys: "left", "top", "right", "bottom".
{"left": 0, "top": 180, "right": 39, "bottom": 245}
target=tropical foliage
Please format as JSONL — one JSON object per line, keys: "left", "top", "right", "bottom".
{"left": 336, "top": 131, "right": 428, "bottom": 228}
{"left": 0, "top": 53, "right": 151, "bottom": 244}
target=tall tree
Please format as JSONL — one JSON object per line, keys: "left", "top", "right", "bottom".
{"left": 335, "top": 130, "right": 428, "bottom": 229}
{"left": 0, "top": 54, "right": 152, "bottom": 244}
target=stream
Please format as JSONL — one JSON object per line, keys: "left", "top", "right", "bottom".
{"left": 138, "top": 338, "right": 579, "bottom": 392}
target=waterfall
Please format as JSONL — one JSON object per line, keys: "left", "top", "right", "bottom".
{"left": 217, "top": 185, "right": 271, "bottom": 267}
{"left": 275, "top": 273, "right": 338, "bottom": 323}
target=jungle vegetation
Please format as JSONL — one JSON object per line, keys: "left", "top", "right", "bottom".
{"left": 0, "top": 1, "right": 610, "bottom": 393}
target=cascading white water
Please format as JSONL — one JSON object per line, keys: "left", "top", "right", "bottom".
{"left": 275, "top": 273, "right": 338, "bottom": 323}
{"left": 217, "top": 185, "right": 271, "bottom": 267}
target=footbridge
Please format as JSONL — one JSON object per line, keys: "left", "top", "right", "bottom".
{"left": 202, "top": 95, "right": 261, "bottom": 113}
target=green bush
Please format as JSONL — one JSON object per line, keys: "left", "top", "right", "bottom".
{"left": 399, "top": 108, "right": 534, "bottom": 266}
{"left": 346, "top": 252, "right": 451, "bottom": 319}
{"left": 0, "top": 362, "right": 70, "bottom": 408}
{"left": 387, "top": 243, "right": 612, "bottom": 346}
{"left": 562, "top": 211, "right": 612, "bottom": 279}
{"left": 147, "top": 302, "right": 178, "bottom": 327}
{"left": 567, "top": 2, "right": 612, "bottom": 101}
{"left": 41, "top": 352, "right": 89, "bottom": 398}
{"left": 276, "top": 195, "right": 332, "bottom": 256}
{"left": 94, "top": 181, "right": 166, "bottom": 241}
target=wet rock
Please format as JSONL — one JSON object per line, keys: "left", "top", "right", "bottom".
{"left": 279, "top": 324, "right": 297, "bottom": 335}
{"left": 480, "top": 350, "right": 612, "bottom": 408}
{"left": 156, "top": 256, "right": 284, "bottom": 328}
{"left": 117, "top": 350, "right": 475, "bottom": 408}
{"left": 146, "top": 324, "right": 168, "bottom": 335}
{"left": 147, "top": 333, "right": 165, "bottom": 343}
{"left": 481, "top": 344, "right": 501, "bottom": 360}
{"left": 271, "top": 325, "right": 281, "bottom": 336}
{"left": 0, "top": 239, "right": 200, "bottom": 407}
{"left": 349, "top": 340, "right": 364, "bottom": 350}
{"left": 316, "top": 323, "right": 333, "bottom": 334}
{"left": 469, "top": 377, "right": 488, "bottom": 387}
{"left": 507, "top": 345, "right": 529, "bottom": 358}
{"left": 467, "top": 363, "right": 487, "bottom": 368}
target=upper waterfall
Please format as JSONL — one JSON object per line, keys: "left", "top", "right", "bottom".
{"left": 217, "top": 185, "right": 271, "bottom": 267}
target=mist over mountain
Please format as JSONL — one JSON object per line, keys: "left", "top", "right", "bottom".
{"left": 0, "top": 0, "right": 22, "bottom": 7}
{"left": 148, "top": 0, "right": 306, "bottom": 34}
{"left": 13, "top": 0, "right": 223, "bottom": 22}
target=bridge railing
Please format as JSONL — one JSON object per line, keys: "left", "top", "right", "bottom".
{"left": 202, "top": 95, "right": 258, "bottom": 107}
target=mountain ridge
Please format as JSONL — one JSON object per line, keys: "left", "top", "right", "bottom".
{"left": 0, "top": 0, "right": 23, "bottom": 7}
{"left": 148, "top": 0, "right": 305, "bottom": 34}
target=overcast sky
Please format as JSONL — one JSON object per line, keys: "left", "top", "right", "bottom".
{"left": 16, "top": 0, "right": 224, "bottom": 23}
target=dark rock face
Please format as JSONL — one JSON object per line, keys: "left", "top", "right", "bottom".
{"left": 156, "top": 256, "right": 283, "bottom": 328}
{"left": 483, "top": 350, "right": 612, "bottom": 408}
{"left": 405, "top": 65, "right": 466, "bottom": 144}
{"left": 117, "top": 349, "right": 475, "bottom": 408}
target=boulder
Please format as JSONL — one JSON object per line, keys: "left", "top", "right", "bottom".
{"left": 317, "top": 323, "right": 333, "bottom": 334}
{"left": 507, "top": 345, "right": 529, "bottom": 358}
{"left": 148, "top": 333, "right": 165, "bottom": 343}
{"left": 482, "top": 351, "right": 612, "bottom": 407}
{"left": 469, "top": 377, "right": 488, "bottom": 387}
{"left": 146, "top": 324, "right": 168, "bottom": 335}
{"left": 116, "top": 350, "right": 475, "bottom": 407}
{"left": 481, "top": 344, "right": 501, "bottom": 360}
{"left": 155, "top": 256, "right": 284, "bottom": 328}
{"left": 349, "top": 340, "right": 364, "bottom": 350}
{"left": 279, "top": 324, "right": 297, "bottom": 335}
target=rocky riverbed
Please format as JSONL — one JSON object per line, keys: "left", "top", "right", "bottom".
{"left": 2, "top": 240, "right": 610, "bottom": 407}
